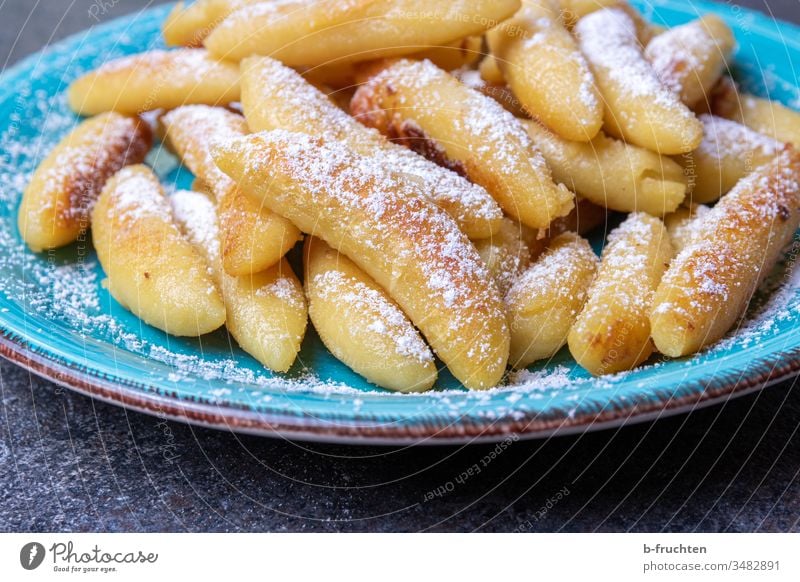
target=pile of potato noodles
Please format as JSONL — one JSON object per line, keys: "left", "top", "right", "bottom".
{"left": 17, "top": 0, "right": 800, "bottom": 392}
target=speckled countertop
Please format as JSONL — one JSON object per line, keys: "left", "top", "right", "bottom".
{"left": 1, "top": 0, "right": 799, "bottom": 532}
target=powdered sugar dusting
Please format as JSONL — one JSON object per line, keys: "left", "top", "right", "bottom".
{"left": 313, "top": 269, "right": 433, "bottom": 364}
{"left": 161, "top": 105, "right": 247, "bottom": 199}
{"left": 367, "top": 59, "right": 552, "bottom": 180}
{"left": 696, "top": 113, "right": 782, "bottom": 163}
{"left": 169, "top": 188, "right": 220, "bottom": 265}
{"left": 89, "top": 49, "right": 229, "bottom": 84}
{"left": 576, "top": 8, "right": 696, "bottom": 122}
{"left": 507, "top": 365, "right": 573, "bottom": 391}
{"left": 256, "top": 276, "right": 305, "bottom": 310}
{"left": 221, "top": 129, "right": 508, "bottom": 379}
{"left": 1, "top": 5, "right": 800, "bottom": 426}
{"left": 579, "top": 9, "right": 667, "bottom": 102}
{"left": 109, "top": 166, "right": 172, "bottom": 223}
{"left": 645, "top": 19, "right": 717, "bottom": 96}
{"left": 243, "top": 58, "right": 502, "bottom": 227}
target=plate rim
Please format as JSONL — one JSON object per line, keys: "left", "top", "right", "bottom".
{"left": 3, "top": 330, "right": 799, "bottom": 444}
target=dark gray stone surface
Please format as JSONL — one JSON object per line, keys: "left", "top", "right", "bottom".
{"left": 1, "top": 0, "right": 799, "bottom": 532}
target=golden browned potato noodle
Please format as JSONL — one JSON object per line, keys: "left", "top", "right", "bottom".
{"left": 678, "top": 114, "right": 782, "bottom": 203}
{"left": 204, "top": 0, "right": 378, "bottom": 63}
{"left": 215, "top": 192, "right": 302, "bottom": 276}
{"left": 351, "top": 59, "right": 574, "bottom": 229}
{"left": 507, "top": 232, "right": 598, "bottom": 368}
{"left": 568, "top": 213, "right": 673, "bottom": 375}
{"left": 523, "top": 120, "right": 687, "bottom": 216}
{"left": 18, "top": 112, "right": 152, "bottom": 252}
{"left": 240, "top": 56, "right": 503, "bottom": 240}
{"left": 162, "top": 0, "right": 263, "bottom": 47}
{"left": 222, "top": 260, "right": 307, "bottom": 373}
{"left": 734, "top": 96, "right": 800, "bottom": 146}
{"left": 170, "top": 189, "right": 307, "bottom": 372}
{"left": 711, "top": 82, "right": 800, "bottom": 147}
{"left": 487, "top": 1, "right": 603, "bottom": 141}
{"left": 213, "top": 130, "right": 510, "bottom": 390}
{"left": 68, "top": 49, "right": 241, "bottom": 115}
{"left": 91, "top": 165, "right": 226, "bottom": 337}
{"left": 575, "top": 8, "right": 703, "bottom": 155}
{"left": 478, "top": 54, "right": 505, "bottom": 84}
{"left": 205, "top": 0, "right": 520, "bottom": 65}
{"left": 651, "top": 149, "right": 800, "bottom": 357}
{"left": 305, "top": 237, "right": 437, "bottom": 392}
{"left": 160, "top": 105, "right": 301, "bottom": 275}
{"left": 645, "top": 15, "right": 735, "bottom": 109}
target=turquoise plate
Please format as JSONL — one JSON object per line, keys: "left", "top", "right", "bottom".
{"left": 1, "top": 1, "right": 799, "bottom": 444}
